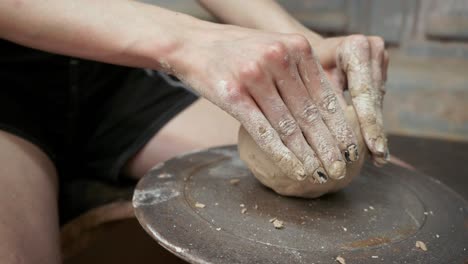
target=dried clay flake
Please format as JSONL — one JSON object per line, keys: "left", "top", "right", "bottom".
{"left": 272, "top": 219, "right": 284, "bottom": 229}
{"left": 229, "top": 178, "right": 240, "bottom": 185}
{"left": 415, "top": 241, "right": 427, "bottom": 251}
{"left": 195, "top": 202, "right": 206, "bottom": 208}
{"left": 336, "top": 256, "right": 346, "bottom": 264}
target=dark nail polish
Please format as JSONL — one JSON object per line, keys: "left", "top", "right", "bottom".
{"left": 344, "top": 149, "right": 351, "bottom": 162}
{"left": 317, "top": 170, "right": 328, "bottom": 183}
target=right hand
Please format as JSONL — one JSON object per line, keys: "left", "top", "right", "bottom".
{"left": 170, "top": 25, "right": 359, "bottom": 184}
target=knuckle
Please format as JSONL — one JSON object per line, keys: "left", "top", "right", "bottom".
{"left": 288, "top": 34, "right": 312, "bottom": 55}
{"left": 301, "top": 102, "right": 321, "bottom": 124}
{"left": 264, "top": 41, "right": 289, "bottom": 69}
{"left": 347, "top": 34, "right": 370, "bottom": 53}
{"left": 239, "top": 61, "right": 264, "bottom": 81}
{"left": 369, "top": 36, "right": 385, "bottom": 51}
{"left": 277, "top": 118, "right": 298, "bottom": 138}
{"left": 264, "top": 42, "right": 288, "bottom": 60}
{"left": 221, "top": 81, "right": 246, "bottom": 104}
{"left": 320, "top": 91, "right": 338, "bottom": 114}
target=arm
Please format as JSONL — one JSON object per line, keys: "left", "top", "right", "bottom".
{"left": 197, "top": 0, "right": 321, "bottom": 41}
{"left": 0, "top": 0, "right": 212, "bottom": 71}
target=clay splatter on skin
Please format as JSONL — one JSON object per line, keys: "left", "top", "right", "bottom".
{"left": 158, "top": 59, "right": 172, "bottom": 72}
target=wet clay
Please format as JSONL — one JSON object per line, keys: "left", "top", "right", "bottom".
{"left": 238, "top": 106, "right": 367, "bottom": 198}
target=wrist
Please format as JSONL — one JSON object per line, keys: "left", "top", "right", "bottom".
{"left": 124, "top": 4, "right": 218, "bottom": 74}
{"left": 146, "top": 14, "right": 221, "bottom": 75}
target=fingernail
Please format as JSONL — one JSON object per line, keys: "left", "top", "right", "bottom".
{"left": 384, "top": 148, "right": 390, "bottom": 161}
{"left": 313, "top": 168, "right": 328, "bottom": 184}
{"left": 375, "top": 137, "right": 386, "bottom": 154}
{"left": 329, "top": 160, "right": 346, "bottom": 179}
{"left": 344, "top": 144, "right": 359, "bottom": 162}
{"left": 373, "top": 149, "right": 390, "bottom": 166}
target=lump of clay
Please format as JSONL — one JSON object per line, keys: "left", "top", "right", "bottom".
{"left": 238, "top": 106, "right": 367, "bottom": 198}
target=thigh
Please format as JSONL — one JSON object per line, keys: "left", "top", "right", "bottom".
{"left": 0, "top": 131, "right": 61, "bottom": 264}
{"left": 125, "top": 98, "right": 240, "bottom": 179}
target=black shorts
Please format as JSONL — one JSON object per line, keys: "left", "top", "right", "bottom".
{"left": 0, "top": 41, "right": 198, "bottom": 183}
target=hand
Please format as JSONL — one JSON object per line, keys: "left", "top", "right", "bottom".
{"left": 172, "top": 25, "right": 361, "bottom": 183}
{"left": 310, "top": 34, "right": 390, "bottom": 166}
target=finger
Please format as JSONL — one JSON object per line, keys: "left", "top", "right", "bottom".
{"left": 278, "top": 35, "right": 347, "bottom": 180}
{"left": 242, "top": 60, "right": 327, "bottom": 183}
{"left": 338, "top": 35, "right": 388, "bottom": 163}
{"left": 369, "top": 36, "right": 390, "bottom": 165}
{"left": 298, "top": 52, "right": 360, "bottom": 164}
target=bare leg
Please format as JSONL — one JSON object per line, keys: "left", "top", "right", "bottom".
{"left": 125, "top": 98, "right": 240, "bottom": 179}
{"left": 0, "top": 131, "right": 61, "bottom": 264}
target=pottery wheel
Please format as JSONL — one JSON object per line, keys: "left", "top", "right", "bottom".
{"left": 133, "top": 146, "right": 467, "bottom": 264}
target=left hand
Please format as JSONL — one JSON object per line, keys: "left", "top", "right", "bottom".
{"left": 306, "top": 34, "right": 390, "bottom": 166}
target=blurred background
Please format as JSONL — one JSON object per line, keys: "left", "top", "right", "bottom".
{"left": 144, "top": 0, "right": 468, "bottom": 142}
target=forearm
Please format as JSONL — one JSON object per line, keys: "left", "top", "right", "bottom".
{"left": 197, "top": 0, "right": 322, "bottom": 42}
{"left": 0, "top": 0, "right": 209, "bottom": 70}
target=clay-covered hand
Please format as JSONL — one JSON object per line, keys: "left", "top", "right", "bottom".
{"left": 172, "top": 25, "right": 358, "bottom": 184}
{"left": 237, "top": 34, "right": 389, "bottom": 198}
{"left": 313, "top": 35, "right": 390, "bottom": 166}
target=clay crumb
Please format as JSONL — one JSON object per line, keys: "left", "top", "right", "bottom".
{"left": 229, "top": 178, "right": 240, "bottom": 185}
{"left": 363, "top": 208, "right": 368, "bottom": 212}
{"left": 241, "top": 208, "right": 247, "bottom": 214}
{"left": 342, "top": 227, "right": 347, "bottom": 232}
{"left": 415, "top": 241, "right": 427, "bottom": 251}
{"left": 371, "top": 256, "right": 378, "bottom": 259}
{"left": 272, "top": 219, "right": 284, "bottom": 229}
{"left": 435, "top": 234, "right": 440, "bottom": 238}
{"left": 240, "top": 203, "right": 245, "bottom": 208}
{"left": 195, "top": 202, "right": 206, "bottom": 208}
{"left": 216, "top": 227, "right": 221, "bottom": 231}
{"left": 369, "top": 206, "right": 375, "bottom": 210}
{"left": 157, "top": 173, "right": 172, "bottom": 179}
{"left": 336, "top": 256, "right": 346, "bottom": 264}
{"left": 269, "top": 217, "right": 277, "bottom": 223}
{"left": 254, "top": 204, "right": 258, "bottom": 210}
